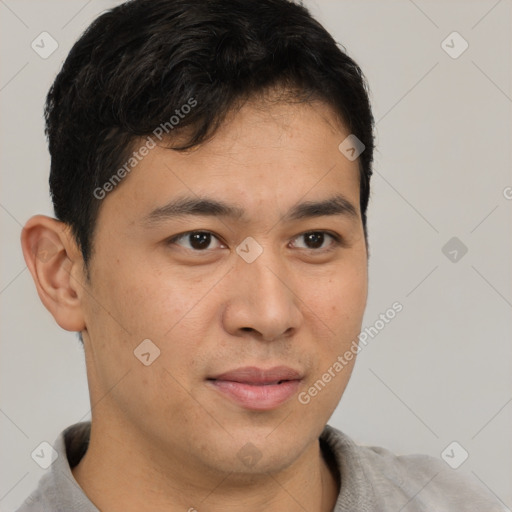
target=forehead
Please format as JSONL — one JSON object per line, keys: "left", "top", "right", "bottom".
{"left": 97, "top": 99, "right": 361, "bottom": 226}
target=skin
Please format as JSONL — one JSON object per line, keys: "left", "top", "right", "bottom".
{"left": 21, "top": 97, "right": 368, "bottom": 512}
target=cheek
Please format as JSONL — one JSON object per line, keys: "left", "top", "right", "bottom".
{"left": 82, "top": 266, "right": 212, "bottom": 422}
{"left": 310, "top": 262, "right": 367, "bottom": 331}
{"left": 297, "top": 271, "right": 365, "bottom": 418}
{"left": 83, "top": 261, "right": 209, "bottom": 391}
{"left": 93, "top": 258, "right": 208, "bottom": 338}
{"left": 301, "top": 259, "right": 367, "bottom": 394}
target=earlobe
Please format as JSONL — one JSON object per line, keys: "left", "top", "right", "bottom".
{"left": 21, "top": 215, "right": 86, "bottom": 332}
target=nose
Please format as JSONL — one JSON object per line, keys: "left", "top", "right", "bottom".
{"left": 222, "top": 252, "right": 303, "bottom": 342}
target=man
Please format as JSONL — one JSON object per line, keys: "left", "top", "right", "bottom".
{"left": 17, "top": 0, "right": 505, "bottom": 510}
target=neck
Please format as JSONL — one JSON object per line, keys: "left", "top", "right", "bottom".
{"left": 71, "top": 418, "right": 339, "bottom": 512}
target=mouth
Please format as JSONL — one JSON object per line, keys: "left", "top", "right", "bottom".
{"left": 206, "top": 366, "right": 303, "bottom": 411}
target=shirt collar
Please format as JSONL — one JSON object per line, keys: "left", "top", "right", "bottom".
{"left": 46, "top": 421, "right": 376, "bottom": 511}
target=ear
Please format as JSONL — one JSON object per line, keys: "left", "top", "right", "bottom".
{"left": 21, "top": 215, "right": 86, "bottom": 332}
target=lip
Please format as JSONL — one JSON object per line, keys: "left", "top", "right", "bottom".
{"left": 207, "top": 366, "right": 303, "bottom": 411}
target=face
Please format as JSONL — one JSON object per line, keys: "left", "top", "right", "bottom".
{"left": 79, "top": 98, "right": 368, "bottom": 479}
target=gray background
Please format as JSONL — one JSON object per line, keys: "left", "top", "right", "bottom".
{"left": 1, "top": 0, "right": 511, "bottom": 510}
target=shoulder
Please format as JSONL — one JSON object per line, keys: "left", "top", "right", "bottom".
{"left": 14, "top": 422, "right": 95, "bottom": 512}
{"left": 322, "top": 424, "right": 507, "bottom": 512}
{"left": 14, "top": 474, "right": 55, "bottom": 512}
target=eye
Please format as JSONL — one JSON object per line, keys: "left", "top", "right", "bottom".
{"left": 168, "top": 231, "right": 225, "bottom": 251}
{"left": 291, "top": 231, "right": 340, "bottom": 250}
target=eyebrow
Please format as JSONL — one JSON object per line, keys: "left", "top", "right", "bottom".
{"left": 141, "top": 194, "right": 358, "bottom": 226}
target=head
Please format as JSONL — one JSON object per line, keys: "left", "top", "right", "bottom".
{"left": 22, "top": 0, "right": 374, "bottom": 481}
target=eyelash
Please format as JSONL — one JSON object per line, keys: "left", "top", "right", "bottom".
{"left": 166, "top": 230, "right": 343, "bottom": 253}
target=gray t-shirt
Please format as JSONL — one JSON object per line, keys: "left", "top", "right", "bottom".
{"left": 15, "top": 421, "right": 506, "bottom": 511}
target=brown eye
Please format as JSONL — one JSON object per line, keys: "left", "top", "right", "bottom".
{"left": 291, "top": 231, "right": 339, "bottom": 250}
{"left": 304, "top": 232, "right": 325, "bottom": 249}
{"left": 188, "top": 232, "right": 212, "bottom": 250}
{"left": 169, "top": 231, "right": 224, "bottom": 251}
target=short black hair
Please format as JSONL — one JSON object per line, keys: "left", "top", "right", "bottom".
{"left": 46, "top": 0, "right": 374, "bottom": 266}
